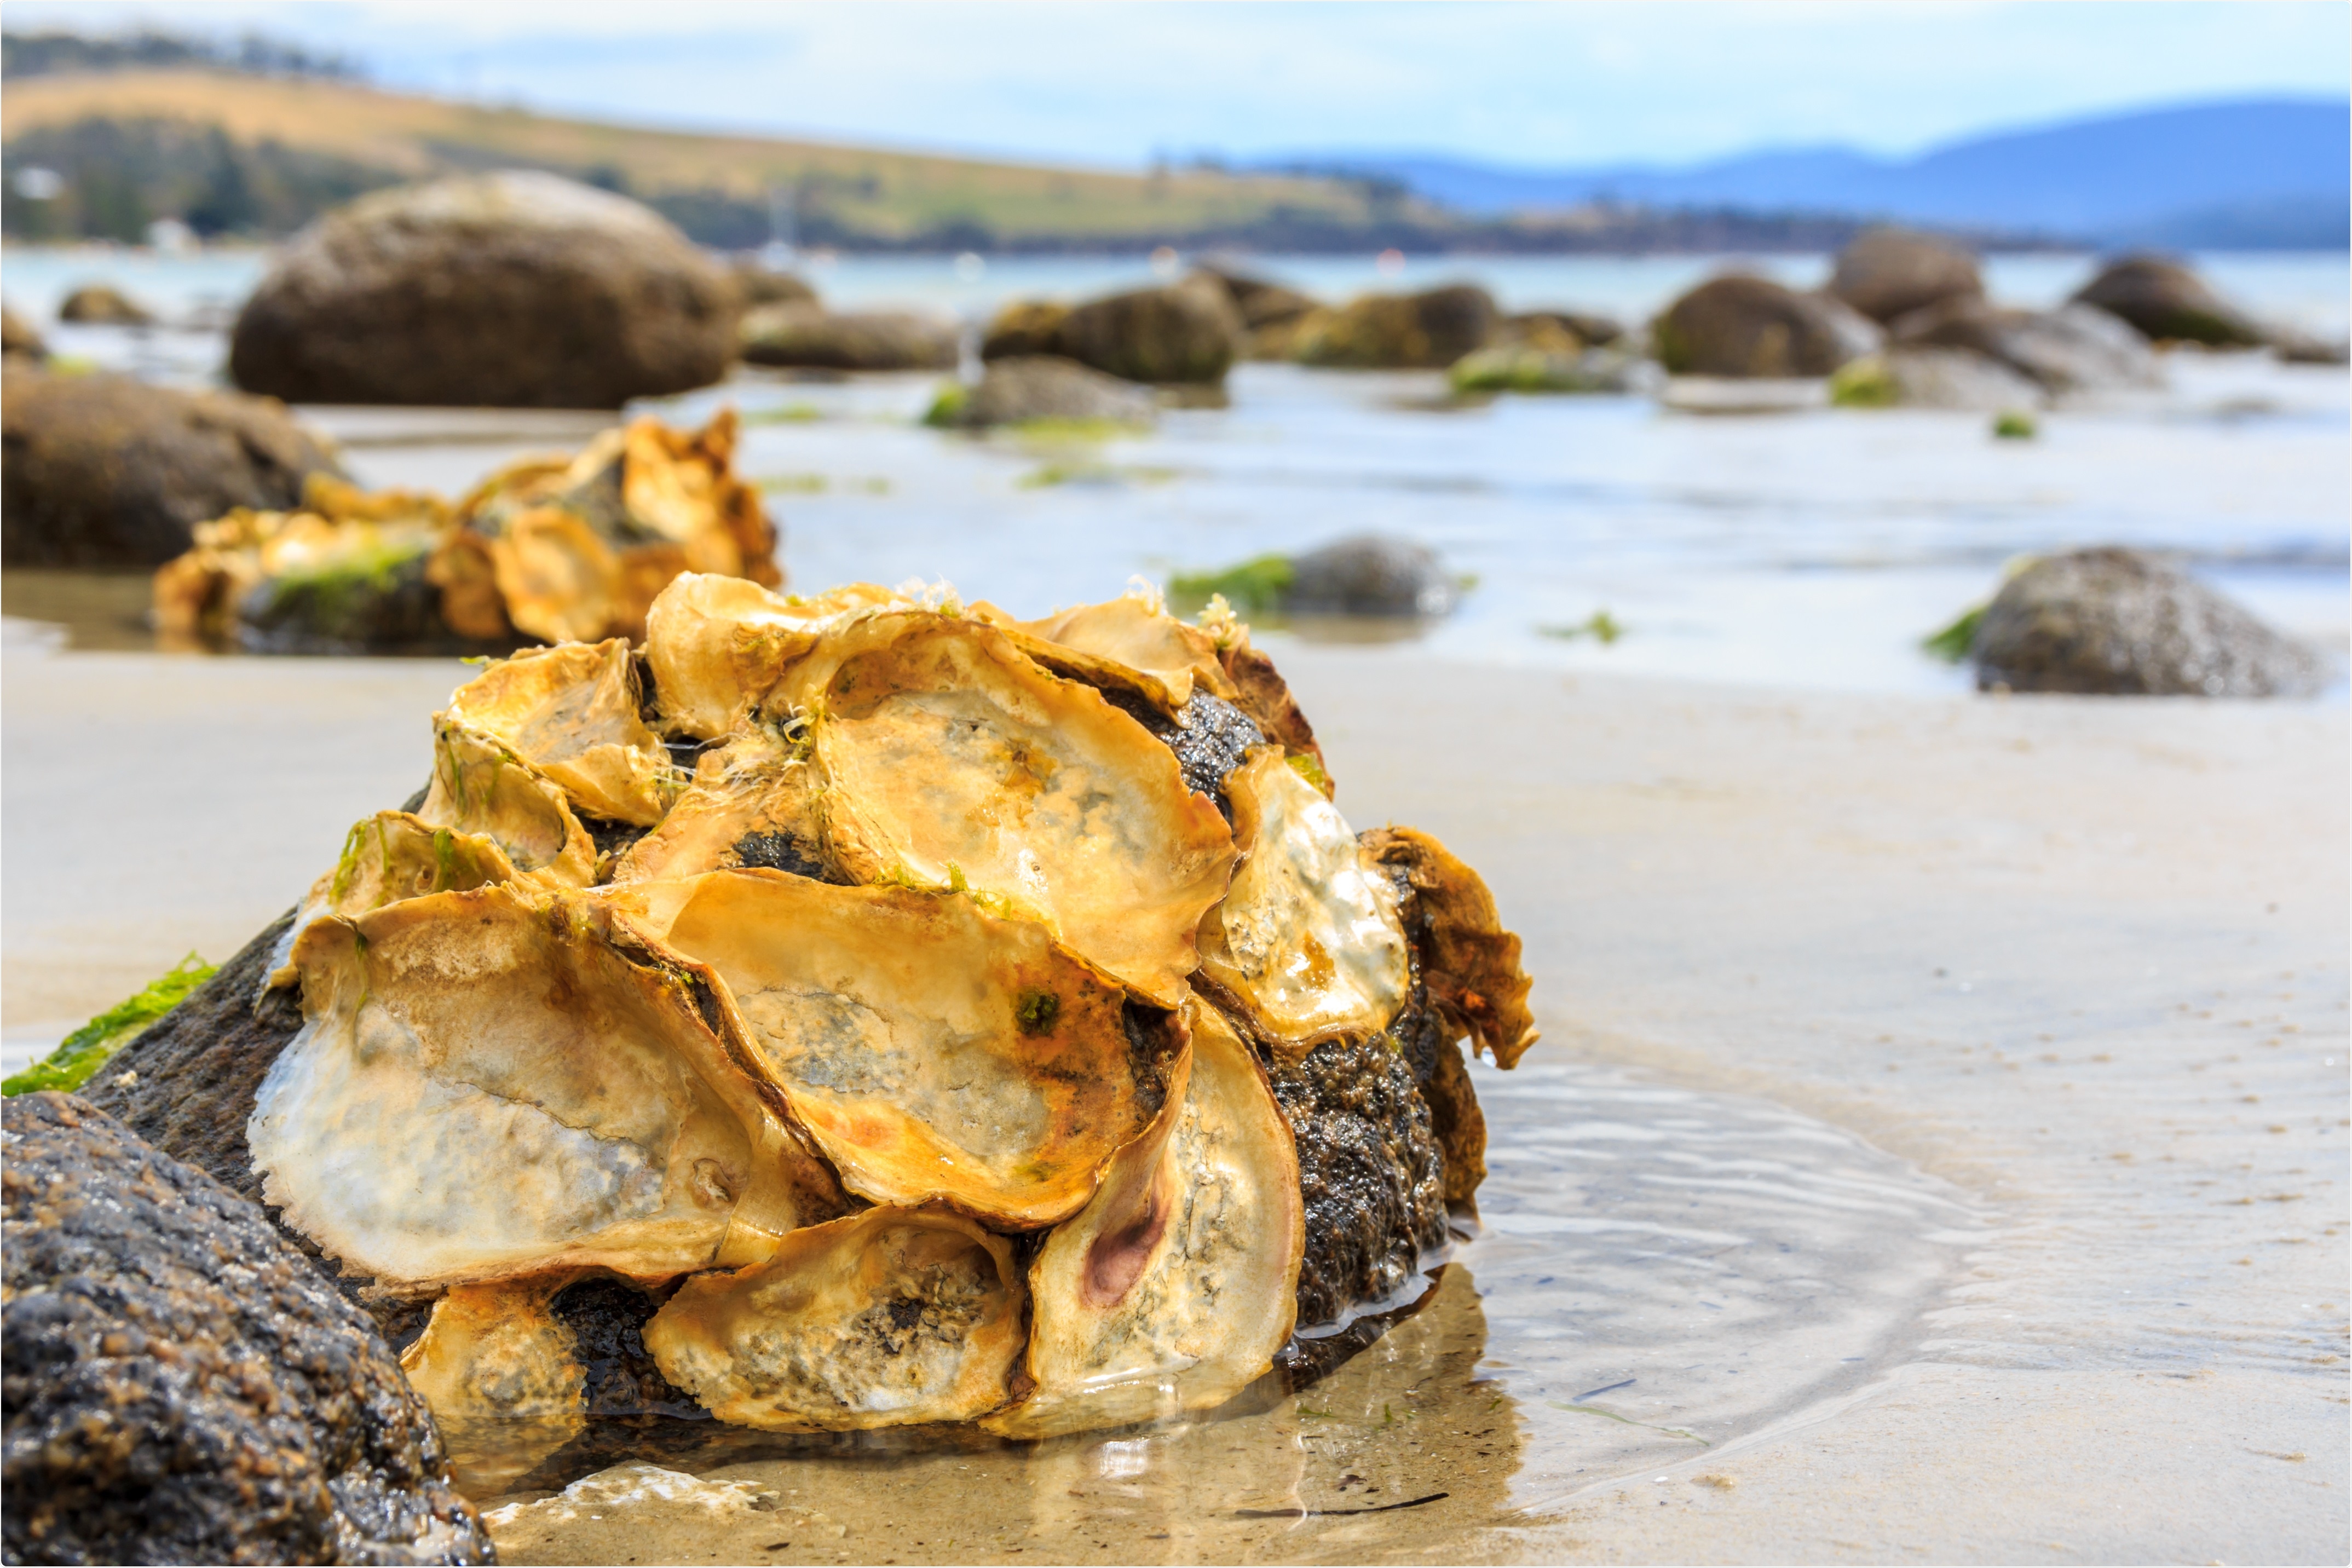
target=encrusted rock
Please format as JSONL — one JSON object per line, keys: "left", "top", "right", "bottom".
{"left": 1652, "top": 274, "right": 1881, "bottom": 378}
{"left": 1, "top": 1092, "right": 492, "bottom": 1566}
{"left": 230, "top": 171, "right": 736, "bottom": 408}
{"left": 1971, "top": 547, "right": 2324, "bottom": 697}
{"left": 1293, "top": 284, "right": 1498, "bottom": 370}
{"left": 933, "top": 355, "right": 1157, "bottom": 429}
{"left": 1, "top": 366, "right": 345, "bottom": 567}
{"left": 739, "top": 303, "right": 958, "bottom": 372}
{"left": 57, "top": 282, "right": 155, "bottom": 326}
{"left": 1892, "top": 299, "right": 2161, "bottom": 395}
{"left": 2070, "top": 255, "right": 2264, "bottom": 348}
{"left": 1054, "top": 275, "right": 1241, "bottom": 385}
{"left": 1826, "top": 227, "right": 1984, "bottom": 325}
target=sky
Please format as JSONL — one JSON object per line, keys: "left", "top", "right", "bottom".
{"left": 6, "top": 1, "right": 2348, "bottom": 171}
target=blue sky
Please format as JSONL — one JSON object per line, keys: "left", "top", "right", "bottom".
{"left": 9, "top": 1, "right": 2348, "bottom": 170}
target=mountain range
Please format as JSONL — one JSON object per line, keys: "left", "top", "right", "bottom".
{"left": 1269, "top": 97, "right": 2350, "bottom": 249}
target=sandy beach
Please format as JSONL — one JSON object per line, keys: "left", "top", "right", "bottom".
{"left": 5, "top": 619, "right": 2341, "bottom": 1564}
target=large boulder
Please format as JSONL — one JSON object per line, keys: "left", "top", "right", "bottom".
{"left": 57, "top": 283, "right": 156, "bottom": 326}
{"left": 1893, "top": 299, "right": 2161, "bottom": 395}
{"left": 1288, "top": 534, "right": 1459, "bottom": 617}
{"left": 1293, "top": 284, "right": 1498, "bottom": 370}
{"left": 1970, "top": 547, "right": 2324, "bottom": 697}
{"left": 1, "top": 366, "right": 346, "bottom": 567}
{"left": 2, "top": 301, "right": 47, "bottom": 362}
{"left": 1192, "top": 264, "right": 1321, "bottom": 360}
{"left": 726, "top": 260, "right": 817, "bottom": 311}
{"left": 1054, "top": 275, "right": 1241, "bottom": 384}
{"left": 1826, "top": 228, "right": 1983, "bottom": 324}
{"left": 1506, "top": 308, "right": 1625, "bottom": 348}
{"left": 739, "top": 302, "right": 958, "bottom": 372}
{"left": 1, "top": 1092, "right": 492, "bottom": 1566}
{"left": 2069, "top": 256, "right": 2264, "bottom": 348}
{"left": 1829, "top": 345, "right": 2044, "bottom": 411}
{"left": 979, "top": 300, "right": 1073, "bottom": 360}
{"left": 929, "top": 355, "right": 1157, "bottom": 429}
{"left": 1652, "top": 274, "right": 1881, "bottom": 377}
{"left": 229, "top": 170, "right": 737, "bottom": 408}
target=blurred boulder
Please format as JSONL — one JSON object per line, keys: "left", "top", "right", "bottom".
{"left": 1652, "top": 275, "right": 1880, "bottom": 377}
{"left": 2, "top": 366, "right": 345, "bottom": 567}
{"left": 1971, "top": 547, "right": 2323, "bottom": 697}
{"left": 1193, "top": 264, "right": 1321, "bottom": 359}
{"left": 1894, "top": 298, "right": 2161, "bottom": 395}
{"left": 2274, "top": 331, "right": 2351, "bottom": 365}
{"left": 1450, "top": 344, "right": 1660, "bottom": 396}
{"left": 1507, "top": 308, "right": 1625, "bottom": 348}
{"left": 1294, "top": 284, "right": 1498, "bottom": 370}
{"left": 727, "top": 260, "right": 818, "bottom": 310}
{"left": 2069, "top": 256, "right": 2264, "bottom": 348}
{"left": 740, "top": 303, "right": 957, "bottom": 372}
{"left": 929, "top": 355, "right": 1156, "bottom": 429}
{"left": 1829, "top": 345, "right": 2044, "bottom": 411}
{"left": 1055, "top": 275, "right": 1241, "bottom": 384}
{"left": 1826, "top": 228, "right": 1983, "bottom": 324}
{"left": 2, "top": 301, "right": 47, "bottom": 362}
{"left": 57, "top": 283, "right": 155, "bottom": 326}
{"left": 1289, "top": 534, "right": 1459, "bottom": 617}
{"left": 1, "top": 1091, "right": 491, "bottom": 1567}
{"left": 981, "top": 299, "right": 1074, "bottom": 360}
{"left": 229, "top": 170, "right": 736, "bottom": 408}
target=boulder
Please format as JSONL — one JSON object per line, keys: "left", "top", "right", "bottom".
{"left": 980, "top": 299, "right": 1074, "bottom": 360}
{"left": 1449, "top": 344, "right": 1661, "bottom": 396}
{"left": 1293, "top": 284, "right": 1498, "bottom": 370}
{"left": 726, "top": 261, "right": 818, "bottom": 310}
{"left": 1, "top": 1092, "right": 492, "bottom": 1566}
{"left": 57, "top": 283, "right": 156, "bottom": 326}
{"left": 2275, "top": 331, "right": 2351, "bottom": 366}
{"left": 1826, "top": 227, "right": 1983, "bottom": 324}
{"left": 1829, "top": 345, "right": 2044, "bottom": 411}
{"left": 739, "top": 303, "right": 958, "bottom": 372}
{"left": 2, "top": 366, "right": 346, "bottom": 567}
{"left": 1509, "top": 308, "right": 1625, "bottom": 348}
{"left": 1652, "top": 274, "right": 1881, "bottom": 378}
{"left": 1191, "top": 266, "right": 1319, "bottom": 332}
{"left": 1053, "top": 275, "right": 1241, "bottom": 384}
{"left": 1970, "top": 547, "right": 2324, "bottom": 697}
{"left": 2070, "top": 256, "right": 2264, "bottom": 348}
{"left": 1288, "top": 534, "right": 1459, "bottom": 617}
{"left": 929, "top": 355, "right": 1157, "bottom": 429}
{"left": 2, "top": 301, "right": 47, "bottom": 362}
{"left": 1893, "top": 299, "right": 2161, "bottom": 395}
{"left": 229, "top": 170, "right": 737, "bottom": 408}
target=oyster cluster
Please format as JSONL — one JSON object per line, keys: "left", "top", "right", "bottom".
{"left": 153, "top": 410, "right": 776, "bottom": 650}
{"left": 247, "top": 573, "right": 1536, "bottom": 1448}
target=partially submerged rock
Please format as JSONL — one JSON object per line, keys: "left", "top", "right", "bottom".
{"left": 1892, "top": 299, "right": 2161, "bottom": 396}
{"left": 2069, "top": 256, "right": 2264, "bottom": 348}
{"left": 726, "top": 261, "right": 818, "bottom": 311}
{"left": 1289, "top": 533, "right": 1461, "bottom": 616}
{"left": 1, "top": 1092, "right": 491, "bottom": 1565}
{"left": 1970, "top": 547, "right": 2324, "bottom": 697}
{"left": 929, "top": 354, "right": 1158, "bottom": 429}
{"left": 1450, "top": 343, "right": 1660, "bottom": 396}
{"left": 1293, "top": 284, "right": 1498, "bottom": 370}
{"left": 1, "top": 299, "right": 45, "bottom": 361}
{"left": 230, "top": 170, "right": 736, "bottom": 408}
{"left": 739, "top": 303, "right": 958, "bottom": 373}
{"left": 1826, "top": 227, "right": 1983, "bottom": 325}
{"left": 1653, "top": 274, "right": 1881, "bottom": 378}
{"left": 1829, "top": 345, "right": 2044, "bottom": 411}
{"left": 57, "top": 281, "right": 155, "bottom": 325}
{"left": 2, "top": 365, "right": 346, "bottom": 567}
{"left": 1193, "top": 266, "right": 1322, "bottom": 359}
{"left": 1053, "top": 275, "right": 1242, "bottom": 385}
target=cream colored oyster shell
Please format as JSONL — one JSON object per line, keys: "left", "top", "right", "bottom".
{"left": 617, "top": 869, "right": 1181, "bottom": 1229}
{"left": 1195, "top": 747, "right": 1410, "bottom": 1053}
{"left": 1010, "top": 591, "right": 1236, "bottom": 712}
{"left": 772, "top": 609, "right": 1236, "bottom": 1006}
{"left": 642, "top": 573, "right": 821, "bottom": 740}
{"left": 985, "top": 997, "right": 1304, "bottom": 1438}
{"left": 644, "top": 1205, "right": 1025, "bottom": 1431}
{"left": 247, "top": 883, "right": 846, "bottom": 1291}
{"left": 608, "top": 731, "right": 826, "bottom": 885}
{"left": 418, "top": 717, "right": 598, "bottom": 886}
{"left": 400, "top": 1277, "right": 587, "bottom": 1492}
{"left": 446, "top": 638, "right": 678, "bottom": 825}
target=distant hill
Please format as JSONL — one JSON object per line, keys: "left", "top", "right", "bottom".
{"left": 1275, "top": 97, "right": 2352, "bottom": 249}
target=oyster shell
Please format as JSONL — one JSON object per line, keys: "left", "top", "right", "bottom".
{"left": 418, "top": 717, "right": 598, "bottom": 886}
{"left": 986, "top": 997, "right": 1303, "bottom": 1438}
{"left": 1359, "top": 826, "right": 1538, "bottom": 1067}
{"left": 608, "top": 731, "right": 829, "bottom": 885}
{"left": 1195, "top": 747, "right": 1410, "bottom": 1053}
{"left": 446, "top": 639, "right": 679, "bottom": 826}
{"left": 1006, "top": 589, "right": 1237, "bottom": 712}
{"left": 247, "top": 882, "right": 847, "bottom": 1292}
{"left": 643, "top": 573, "right": 822, "bottom": 740}
{"left": 400, "top": 1277, "right": 589, "bottom": 1489}
{"left": 643, "top": 1206, "right": 1025, "bottom": 1431}
{"left": 617, "top": 869, "right": 1181, "bottom": 1229}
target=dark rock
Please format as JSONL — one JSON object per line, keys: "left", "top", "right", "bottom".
{"left": 1053, "top": 275, "right": 1241, "bottom": 385}
{"left": 1508, "top": 308, "right": 1625, "bottom": 348}
{"left": 230, "top": 171, "right": 736, "bottom": 408}
{"left": 1, "top": 1092, "right": 492, "bottom": 1566}
{"left": 1217, "top": 643, "right": 1328, "bottom": 786}
{"left": 1826, "top": 227, "right": 1983, "bottom": 324}
{"left": 1971, "top": 547, "right": 2324, "bottom": 697}
{"left": 2071, "top": 255, "right": 2264, "bottom": 348}
{"left": 3, "top": 300, "right": 49, "bottom": 361}
{"left": 934, "top": 355, "right": 1157, "bottom": 429}
{"left": 1652, "top": 274, "right": 1881, "bottom": 377}
{"left": 57, "top": 283, "right": 155, "bottom": 326}
{"left": 978, "top": 300, "right": 1072, "bottom": 361}
{"left": 1293, "top": 284, "right": 1498, "bottom": 370}
{"left": 725, "top": 262, "right": 817, "bottom": 311}
{"left": 1893, "top": 299, "right": 2163, "bottom": 395}
{"left": 1288, "top": 533, "right": 1459, "bottom": 618}
{"left": 739, "top": 303, "right": 958, "bottom": 372}
{"left": 1, "top": 366, "right": 347, "bottom": 567}
{"left": 1108, "top": 689, "right": 1266, "bottom": 812}
{"left": 2274, "top": 331, "right": 2350, "bottom": 366}
{"left": 238, "top": 541, "right": 447, "bottom": 653}
{"left": 1191, "top": 266, "right": 1319, "bottom": 332}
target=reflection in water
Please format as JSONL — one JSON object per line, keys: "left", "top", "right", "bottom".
{"left": 482, "top": 1057, "right": 1974, "bottom": 1565}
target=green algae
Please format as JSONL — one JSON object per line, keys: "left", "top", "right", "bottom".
{"left": 1168, "top": 554, "right": 1294, "bottom": 615}
{"left": 3, "top": 953, "right": 216, "bottom": 1096}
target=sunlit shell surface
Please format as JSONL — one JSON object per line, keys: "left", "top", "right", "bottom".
{"left": 987, "top": 998, "right": 1304, "bottom": 1438}
{"left": 1196, "top": 747, "right": 1411, "bottom": 1052}
{"left": 618, "top": 870, "right": 1179, "bottom": 1229}
{"left": 773, "top": 609, "right": 1237, "bottom": 1006}
{"left": 643, "top": 1206, "right": 1026, "bottom": 1431}
{"left": 245, "top": 571, "right": 1537, "bottom": 1447}
{"left": 248, "top": 883, "right": 845, "bottom": 1290}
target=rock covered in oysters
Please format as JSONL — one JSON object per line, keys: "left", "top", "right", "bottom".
{"left": 239, "top": 575, "right": 1537, "bottom": 1446}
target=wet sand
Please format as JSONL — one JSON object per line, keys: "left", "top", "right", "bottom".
{"left": 2, "top": 629, "right": 2343, "bottom": 1562}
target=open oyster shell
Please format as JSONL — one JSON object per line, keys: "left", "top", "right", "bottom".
{"left": 616, "top": 869, "right": 1183, "bottom": 1229}
{"left": 643, "top": 1205, "right": 1026, "bottom": 1431}
{"left": 446, "top": 639, "right": 679, "bottom": 826}
{"left": 1360, "top": 826, "right": 1539, "bottom": 1068}
{"left": 247, "top": 882, "right": 847, "bottom": 1292}
{"left": 608, "top": 731, "right": 828, "bottom": 884}
{"left": 418, "top": 717, "right": 599, "bottom": 886}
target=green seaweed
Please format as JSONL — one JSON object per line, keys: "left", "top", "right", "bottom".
{"left": 1168, "top": 553, "right": 1295, "bottom": 616}
{"left": 920, "top": 383, "right": 969, "bottom": 428}
{"left": 1009, "top": 416, "right": 1144, "bottom": 442}
{"left": 1829, "top": 355, "right": 1898, "bottom": 408}
{"left": 3, "top": 953, "right": 216, "bottom": 1096}
{"left": 1016, "top": 988, "right": 1062, "bottom": 1036}
{"left": 1285, "top": 751, "right": 1333, "bottom": 795}
{"left": 758, "top": 473, "right": 830, "bottom": 494}
{"left": 1541, "top": 610, "right": 1624, "bottom": 645}
{"left": 743, "top": 402, "right": 825, "bottom": 425}
{"left": 1993, "top": 409, "right": 2038, "bottom": 440}
{"left": 254, "top": 536, "right": 433, "bottom": 642}
{"left": 1921, "top": 604, "right": 1984, "bottom": 665}
{"left": 1016, "top": 462, "right": 1177, "bottom": 491}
